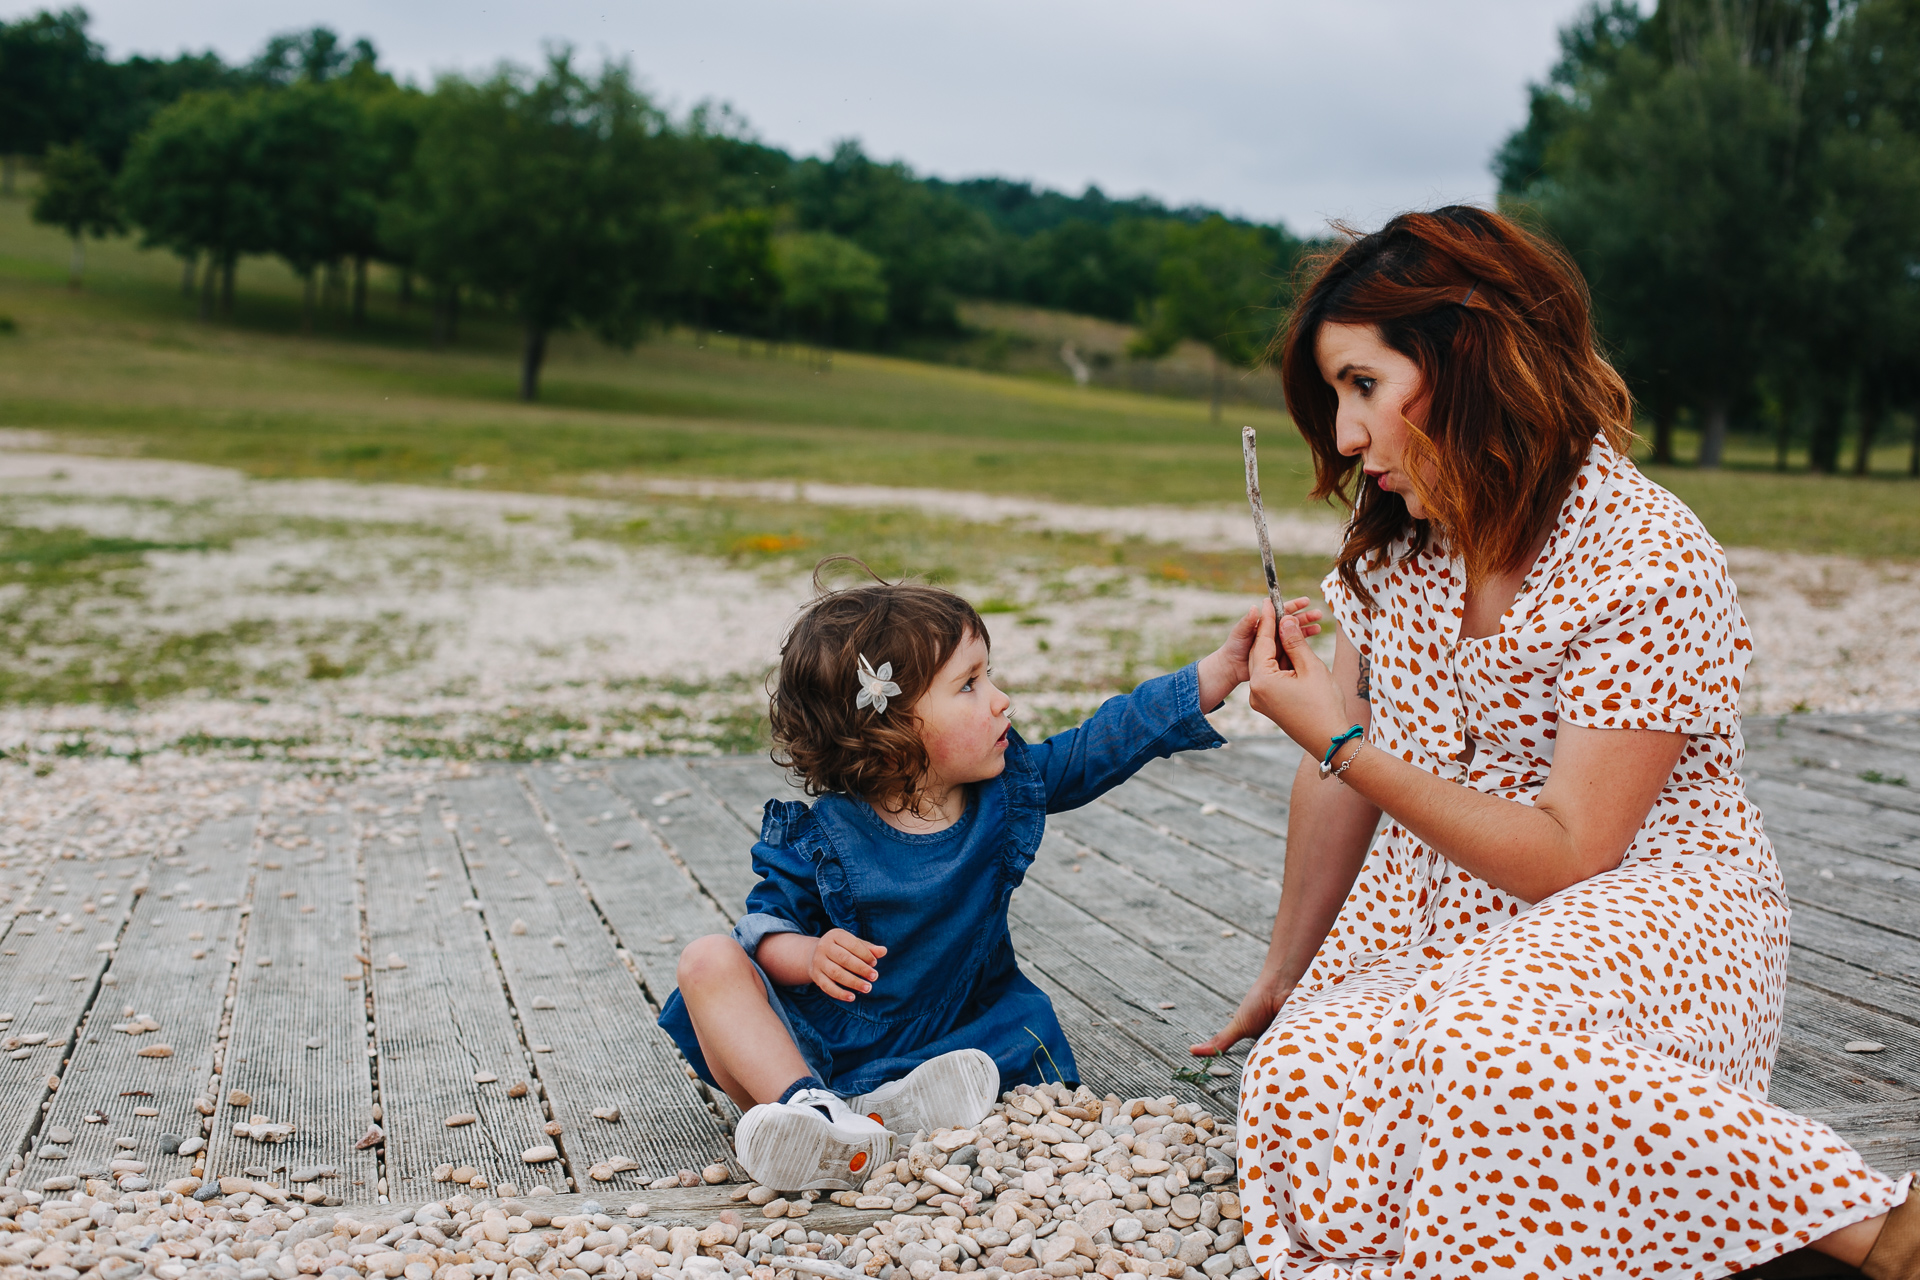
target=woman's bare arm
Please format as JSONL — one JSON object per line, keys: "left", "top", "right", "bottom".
{"left": 1250, "top": 609, "right": 1685, "bottom": 904}
{"left": 1192, "top": 633, "right": 1380, "bottom": 1055}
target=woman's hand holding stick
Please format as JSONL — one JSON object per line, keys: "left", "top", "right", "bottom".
{"left": 1242, "top": 426, "right": 1292, "bottom": 671}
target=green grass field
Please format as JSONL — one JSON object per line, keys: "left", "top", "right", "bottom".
{"left": 2, "top": 188, "right": 1916, "bottom": 557}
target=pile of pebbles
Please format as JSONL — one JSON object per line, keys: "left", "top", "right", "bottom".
{"left": 0, "top": 1083, "right": 1250, "bottom": 1280}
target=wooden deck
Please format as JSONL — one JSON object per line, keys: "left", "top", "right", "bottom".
{"left": 2, "top": 713, "right": 1917, "bottom": 1214}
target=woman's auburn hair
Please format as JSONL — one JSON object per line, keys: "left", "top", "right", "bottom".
{"left": 768, "top": 559, "right": 987, "bottom": 812}
{"left": 1275, "top": 205, "right": 1635, "bottom": 606}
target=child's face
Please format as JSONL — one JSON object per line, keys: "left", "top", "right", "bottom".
{"left": 910, "top": 630, "right": 1013, "bottom": 792}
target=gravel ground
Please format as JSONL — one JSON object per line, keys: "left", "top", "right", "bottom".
{"left": 0, "top": 1086, "right": 1249, "bottom": 1280}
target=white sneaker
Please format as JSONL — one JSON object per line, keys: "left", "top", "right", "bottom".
{"left": 733, "top": 1089, "right": 894, "bottom": 1192}
{"left": 849, "top": 1048, "right": 1000, "bottom": 1134}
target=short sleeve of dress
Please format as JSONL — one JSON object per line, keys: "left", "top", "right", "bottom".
{"left": 1553, "top": 547, "right": 1748, "bottom": 737}
{"left": 1319, "top": 564, "right": 1373, "bottom": 662}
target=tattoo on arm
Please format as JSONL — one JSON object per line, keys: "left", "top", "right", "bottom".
{"left": 1356, "top": 655, "right": 1372, "bottom": 703}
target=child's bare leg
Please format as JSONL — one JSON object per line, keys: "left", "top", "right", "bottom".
{"left": 676, "top": 935, "right": 812, "bottom": 1111}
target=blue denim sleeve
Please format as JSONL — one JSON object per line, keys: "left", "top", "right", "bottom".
{"left": 733, "top": 833, "right": 830, "bottom": 961}
{"left": 1025, "top": 662, "right": 1226, "bottom": 813}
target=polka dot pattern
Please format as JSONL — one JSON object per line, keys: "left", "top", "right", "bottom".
{"left": 1238, "top": 441, "right": 1902, "bottom": 1277}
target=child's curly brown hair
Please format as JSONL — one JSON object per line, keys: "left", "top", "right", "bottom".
{"left": 769, "top": 558, "right": 987, "bottom": 811}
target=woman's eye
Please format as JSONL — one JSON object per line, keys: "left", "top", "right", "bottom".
{"left": 1354, "top": 376, "right": 1377, "bottom": 397}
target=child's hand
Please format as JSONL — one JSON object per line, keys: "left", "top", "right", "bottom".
{"left": 1197, "top": 598, "right": 1322, "bottom": 709}
{"left": 810, "top": 928, "right": 887, "bottom": 1002}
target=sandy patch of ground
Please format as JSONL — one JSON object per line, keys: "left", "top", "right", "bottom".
{"left": 0, "top": 443, "right": 1906, "bottom": 768}
{"left": 615, "top": 477, "right": 1344, "bottom": 556}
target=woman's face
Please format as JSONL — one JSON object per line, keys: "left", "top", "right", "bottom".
{"left": 1314, "top": 321, "right": 1433, "bottom": 520}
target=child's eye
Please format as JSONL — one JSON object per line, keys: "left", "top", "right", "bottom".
{"left": 960, "top": 677, "right": 975, "bottom": 692}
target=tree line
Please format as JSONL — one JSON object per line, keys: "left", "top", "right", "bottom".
{"left": 1, "top": 11, "right": 1302, "bottom": 406}
{"left": 1504, "top": 0, "right": 1920, "bottom": 474}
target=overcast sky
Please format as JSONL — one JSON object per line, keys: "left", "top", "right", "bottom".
{"left": 30, "top": 0, "right": 1596, "bottom": 234}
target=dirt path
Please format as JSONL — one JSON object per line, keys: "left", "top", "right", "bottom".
{"left": 0, "top": 443, "right": 1907, "bottom": 765}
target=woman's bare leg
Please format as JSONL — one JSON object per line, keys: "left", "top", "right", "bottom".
{"left": 1809, "top": 1212, "right": 1885, "bottom": 1267}
{"left": 676, "top": 935, "right": 811, "bottom": 1111}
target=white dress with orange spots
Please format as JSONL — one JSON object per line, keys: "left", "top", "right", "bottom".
{"left": 1238, "top": 440, "right": 1906, "bottom": 1279}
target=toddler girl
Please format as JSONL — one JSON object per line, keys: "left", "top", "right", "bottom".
{"left": 658, "top": 565, "right": 1314, "bottom": 1191}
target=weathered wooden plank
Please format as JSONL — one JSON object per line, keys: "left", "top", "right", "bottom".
{"left": 1135, "top": 755, "right": 1291, "bottom": 835}
{"left": 1021, "top": 960, "right": 1235, "bottom": 1112}
{"left": 1767, "top": 850, "right": 1920, "bottom": 947}
{"left": 1749, "top": 775, "right": 1920, "bottom": 873}
{"left": 1782, "top": 980, "right": 1920, "bottom": 1085}
{"left": 0, "top": 830, "right": 170, "bottom": 1168}
{"left": 1006, "top": 879, "right": 1245, "bottom": 1071}
{"left": 206, "top": 784, "right": 379, "bottom": 1195}
{"left": 1786, "top": 946, "right": 1920, "bottom": 1026}
{"left": 603, "top": 759, "right": 765, "bottom": 919}
{"left": 1024, "top": 832, "right": 1269, "bottom": 1005}
{"left": 1048, "top": 802, "right": 1280, "bottom": 939}
{"left": 1746, "top": 729, "right": 1920, "bottom": 823}
{"left": 681, "top": 756, "right": 799, "bottom": 836}
{"left": 1787, "top": 904, "right": 1920, "bottom": 986}
{"left": 1171, "top": 738, "right": 1302, "bottom": 801}
{"left": 1096, "top": 772, "right": 1289, "bottom": 880}
{"left": 527, "top": 761, "right": 737, "bottom": 1001}
{"left": 365, "top": 785, "right": 552, "bottom": 1203}
{"left": 1767, "top": 981, "right": 1920, "bottom": 1117}
{"left": 19, "top": 805, "right": 259, "bottom": 1192}
{"left": 1790, "top": 1106, "right": 1920, "bottom": 1172}
{"left": 1796, "top": 715, "right": 1920, "bottom": 760}
{"left": 441, "top": 773, "right": 738, "bottom": 1189}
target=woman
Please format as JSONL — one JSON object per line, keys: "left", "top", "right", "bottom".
{"left": 1196, "top": 207, "right": 1916, "bottom": 1278}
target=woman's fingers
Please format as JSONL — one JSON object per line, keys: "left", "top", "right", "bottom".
{"left": 1279, "top": 613, "right": 1323, "bottom": 670}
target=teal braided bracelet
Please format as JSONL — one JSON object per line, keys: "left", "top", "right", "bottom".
{"left": 1319, "top": 725, "right": 1365, "bottom": 779}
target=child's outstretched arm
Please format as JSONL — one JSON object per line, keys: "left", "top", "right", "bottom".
{"left": 759, "top": 929, "right": 889, "bottom": 1003}
{"left": 1029, "top": 597, "right": 1321, "bottom": 813}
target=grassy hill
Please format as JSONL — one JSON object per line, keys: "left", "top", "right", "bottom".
{"left": 1, "top": 189, "right": 1916, "bottom": 557}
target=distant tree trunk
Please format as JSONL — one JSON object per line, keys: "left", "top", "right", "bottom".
{"left": 180, "top": 252, "right": 198, "bottom": 296}
{"left": 322, "top": 260, "right": 342, "bottom": 313}
{"left": 447, "top": 287, "right": 459, "bottom": 343}
{"left": 199, "top": 255, "right": 217, "bottom": 320}
{"left": 431, "top": 287, "right": 449, "bottom": 348}
{"left": 1853, "top": 386, "right": 1887, "bottom": 476}
{"left": 351, "top": 255, "right": 368, "bottom": 327}
{"left": 219, "top": 256, "right": 236, "bottom": 318}
{"left": 67, "top": 235, "right": 83, "bottom": 290}
{"left": 1649, "top": 399, "right": 1674, "bottom": 466}
{"left": 1808, "top": 385, "right": 1847, "bottom": 473}
{"left": 520, "top": 323, "right": 548, "bottom": 401}
{"left": 1209, "top": 353, "right": 1224, "bottom": 424}
{"left": 1698, "top": 396, "right": 1729, "bottom": 469}
{"left": 301, "top": 271, "right": 316, "bottom": 335}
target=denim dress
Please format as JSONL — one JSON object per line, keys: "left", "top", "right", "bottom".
{"left": 657, "top": 662, "right": 1225, "bottom": 1098}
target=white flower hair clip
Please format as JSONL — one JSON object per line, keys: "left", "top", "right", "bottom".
{"left": 855, "top": 653, "right": 901, "bottom": 715}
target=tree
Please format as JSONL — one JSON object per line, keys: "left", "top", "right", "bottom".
{"left": 688, "top": 208, "right": 780, "bottom": 340}
{"left": 392, "top": 53, "right": 683, "bottom": 400}
{"left": 0, "top": 7, "right": 100, "bottom": 193}
{"left": 30, "top": 141, "right": 121, "bottom": 286}
{"left": 251, "top": 82, "right": 381, "bottom": 332}
{"left": 789, "top": 141, "right": 994, "bottom": 339}
{"left": 1503, "top": 1, "right": 1844, "bottom": 468}
{"left": 1128, "top": 216, "right": 1291, "bottom": 421}
{"left": 775, "top": 231, "right": 888, "bottom": 358}
{"left": 117, "top": 90, "right": 273, "bottom": 318}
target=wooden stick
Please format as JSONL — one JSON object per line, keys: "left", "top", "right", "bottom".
{"left": 1242, "top": 426, "right": 1292, "bottom": 670}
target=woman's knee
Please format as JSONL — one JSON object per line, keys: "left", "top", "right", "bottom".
{"left": 677, "top": 933, "right": 753, "bottom": 994}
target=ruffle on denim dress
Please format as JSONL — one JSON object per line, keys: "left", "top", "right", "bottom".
{"left": 658, "top": 662, "right": 1225, "bottom": 1098}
